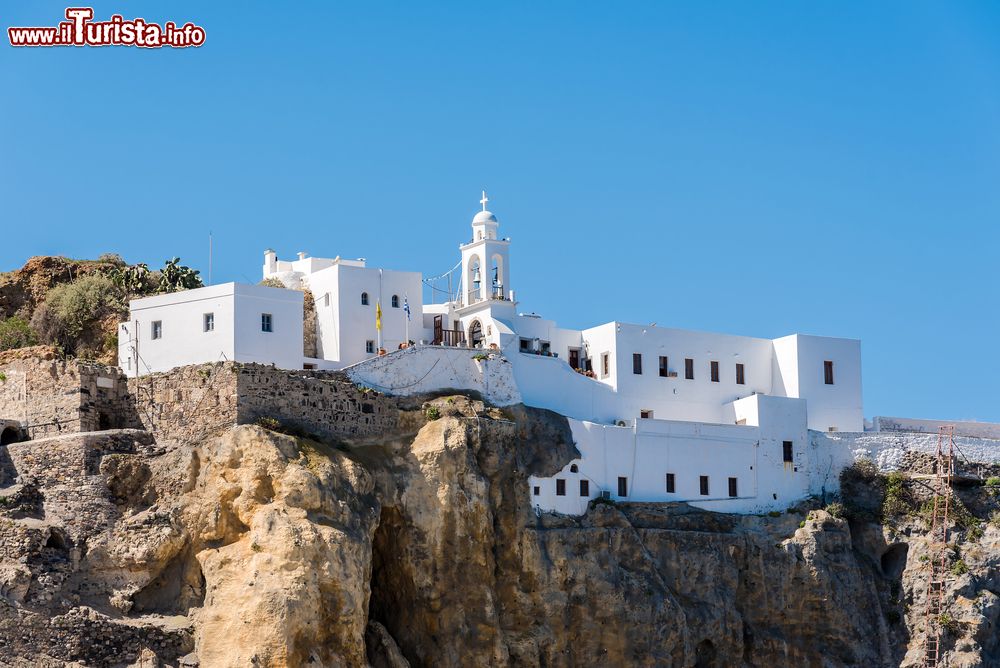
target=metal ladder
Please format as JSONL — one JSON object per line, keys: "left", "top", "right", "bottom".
{"left": 922, "top": 425, "right": 955, "bottom": 668}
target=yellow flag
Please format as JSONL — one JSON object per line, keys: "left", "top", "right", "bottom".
{"left": 376, "top": 301, "right": 382, "bottom": 330}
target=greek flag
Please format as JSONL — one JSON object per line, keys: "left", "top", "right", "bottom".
{"left": 403, "top": 295, "right": 411, "bottom": 320}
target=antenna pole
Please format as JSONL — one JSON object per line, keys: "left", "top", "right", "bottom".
{"left": 208, "top": 232, "right": 213, "bottom": 286}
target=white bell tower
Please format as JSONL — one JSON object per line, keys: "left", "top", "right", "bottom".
{"left": 460, "top": 190, "right": 511, "bottom": 307}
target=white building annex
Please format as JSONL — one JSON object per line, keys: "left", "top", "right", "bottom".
{"left": 118, "top": 192, "right": 905, "bottom": 516}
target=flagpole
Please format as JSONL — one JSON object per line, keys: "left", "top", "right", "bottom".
{"left": 404, "top": 294, "right": 410, "bottom": 344}
{"left": 377, "top": 269, "right": 383, "bottom": 352}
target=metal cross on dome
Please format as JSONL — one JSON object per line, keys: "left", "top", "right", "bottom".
{"left": 480, "top": 190, "right": 489, "bottom": 212}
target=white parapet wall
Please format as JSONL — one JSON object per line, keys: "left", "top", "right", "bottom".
{"left": 814, "top": 430, "right": 1000, "bottom": 472}
{"left": 343, "top": 345, "right": 522, "bottom": 406}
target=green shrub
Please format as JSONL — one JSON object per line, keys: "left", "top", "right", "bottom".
{"left": 825, "top": 502, "right": 846, "bottom": 518}
{"left": 986, "top": 477, "right": 1000, "bottom": 497}
{"left": 424, "top": 405, "right": 441, "bottom": 421}
{"left": 259, "top": 277, "right": 286, "bottom": 289}
{"left": 767, "top": 510, "right": 781, "bottom": 518}
{"left": 0, "top": 316, "right": 37, "bottom": 351}
{"left": 30, "top": 274, "right": 123, "bottom": 354}
{"left": 951, "top": 560, "right": 969, "bottom": 576}
{"left": 882, "top": 471, "right": 914, "bottom": 520}
{"left": 472, "top": 352, "right": 489, "bottom": 361}
{"left": 255, "top": 416, "right": 282, "bottom": 432}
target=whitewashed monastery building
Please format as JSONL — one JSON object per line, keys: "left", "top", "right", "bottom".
{"left": 120, "top": 193, "right": 873, "bottom": 514}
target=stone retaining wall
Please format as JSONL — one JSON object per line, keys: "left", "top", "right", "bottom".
{"left": 0, "top": 352, "right": 134, "bottom": 439}
{"left": 127, "top": 362, "right": 398, "bottom": 444}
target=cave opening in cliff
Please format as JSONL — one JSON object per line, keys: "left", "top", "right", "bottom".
{"left": 131, "top": 548, "right": 206, "bottom": 616}
{"left": 368, "top": 504, "right": 416, "bottom": 664}
{"left": 881, "top": 543, "right": 908, "bottom": 579}
{"left": 0, "top": 427, "right": 20, "bottom": 446}
{"left": 695, "top": 639, "right": 718, "bottom": 668}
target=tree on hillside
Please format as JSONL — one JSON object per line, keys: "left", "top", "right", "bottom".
{"left": 30, "top": 273, "right": 124, "bottom": 359}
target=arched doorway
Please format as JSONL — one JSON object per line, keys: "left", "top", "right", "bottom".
{"left": 0, "top": 427, "right": 20, "bottom": 446}
{"left": 469, "top": 320, "right": 484, "bottom": 348}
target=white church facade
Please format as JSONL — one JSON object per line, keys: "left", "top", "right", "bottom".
{"left": 119, "top": 193, "right": 868, "bottom": 514}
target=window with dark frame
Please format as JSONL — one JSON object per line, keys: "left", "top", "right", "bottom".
{"left": 666, "top": 473, "right": 675, "bottom": 493}
{"left": 533, "top": 486, "right": 539, "bottom": 496}
{"left": 710, "top": 360, "right": 720, "bottom": 382}
{"left": 556, "top": 479, "right": 566, "bottom": 496}
{"left": 659, "top": 356, "right": 669, "bottom": 377}
{"left": 783, "top": 440, "right": 794, "bottom": 463}
{"left": 728, "top": 477, "right": 738, "bottom": 497}
{"left": 699, "top": 475, "right": 709, "bottom": 496}
{"left": 151, "top": 321, "right": 162, "bottom": 340}
{"left": 391, "top": 295, "right": 399, "bottom": 308}
{"left": 366, "top": 340, "right": 375, "bottom": 354}
{"left": 632, "top": 353, "right": 642, "bottom": 375}
{"left": 617, "top": 476, "right": 628, "bottom": 497}
{"left": 685, "top": 358, "right": 694, "bottom": 380}
{"left": 640, "top": 409, "right": 654, "bottom": 419}
{"left": 361, "top": 292, "right": 369, "bottom": 306}
{"left": 736, "top": 363, "right": 745, "bottom": 385}
{"left": 824, "top": 360, "right": 834, "bottom": 385}
{"left": 261, "top": 313, "right": 273, "bottom": 332}
{"left": 203, "top": 313, "right": 214, "bottom": 332}
{"left": 579, "top": 480, "right": 589, "bottom": 496}
{"left": 602, "top": 352, "right": 610, "bottom": 377}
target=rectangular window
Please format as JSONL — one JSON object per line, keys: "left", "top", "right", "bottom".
{"left": 640, "top": 409, "right": 654, "bottom": 419}
{"left": 533, "top": 486, "right": 540, "bottom": 496}
{"left": 617, "top": 476, "right": 628, "bottom": 497}
{"left": 324, "top": 293, "right": 330, "bottom": 307}
{"left": 151, "top": 321, "right": 162, "bottom": 340}
{"left": 203, "top": 313, "right": 214, "bottom": 332}
{"left": 699, "top": 475, "right": 709, "bottom": 496}
{"left": 736, "top": 363, "right": 745, "bottom": 385}
{"left": 728, "top": 477, "right": 738, "bottom": 497}
{"left": 783, "top": 440, "right": 794, "bottom": 463}
{"left": 579, "top": 479, "right": 589, "bottom": 496}
{"left": 685, "top": 358, "right": 694, "bottom": 380}
{"left": 665, "top": 473, "right": 675, "bottom": 493}
{"left": 710, "top": 360, "right": 720, "bottom": 382}
{"left": 520, "top": 338, "right": 531, "bottom": 352}
{"left": 659, "top": 356, "right": 669, "bottom": 377}
{"left": 632, "top": 353, "right": 642, "bottom": 375}
{"left": 261, "top": 313, "right": 273, "bottom": 332}
{"left": 366, "top": 340, "right": 375, "bottom": 354}
{"left": 824, "top": 360, "right": 834, "bottom": 385}
{"left": 556, "top": 479, "right": 566, "bottom": 496}
{"left": 601, "top": 352, "right": 610, "bottom": 378}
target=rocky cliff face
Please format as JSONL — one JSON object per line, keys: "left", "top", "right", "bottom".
{"left": 0, "top": 394, "right": 997, "bottom": 667}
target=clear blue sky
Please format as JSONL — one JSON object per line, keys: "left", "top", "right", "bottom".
{"left": 2, "top": 2, "right": 998, "bottom": 422}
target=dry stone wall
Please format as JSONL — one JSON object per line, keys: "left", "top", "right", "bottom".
{"left": 127, "top": 362, "right": 397, "bottom": 444}
{"left": 0, "top": 349, "right": 133, "bottom": 439}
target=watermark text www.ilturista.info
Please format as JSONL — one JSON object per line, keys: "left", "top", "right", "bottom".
{"left": 9, "top": 8, "right": 205, "bottom": 48}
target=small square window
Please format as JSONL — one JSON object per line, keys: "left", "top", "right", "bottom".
{"left": 783, "top": 440, "right": 794, "bottom": 463}
{"left": 666, "top": 473, "right": 675, "bottom": 493}
{"left": 366, "top": 340, "right": 375, "bottom": 354}
{"left": 685, "top": 358, "right": 694, "bottom": 380}
{"left": 728, "top": 477, "right": 738, "bottom": 497}
{"left": 533, "top": 486, "right": 540, "bottom": 496}
{"left": 640, "top": 409, "right": 654, "bottom": 419}
{"left": 617, "top": 476, "right": 628, "bottom": 497}
{"left": 579, "top": 479, "right": 589, "bottom": 496}
{"left": 710, "top": 360, "right": 720, "bottom": 383}
{"left": 736, "top": 363, "right": 745, "bottom": 385}
{"left": 203, "top": 313, "right": 214, "bottom": 332}
{"left": 151, "top": 321, "right": 162, "bottom": 340}
{"left": 261, "top": 313, "right": 273, "bottom": 332}
{"left": 556, "top": 479, "right": 566, "bottom": 496}
{"left": 520, "top": 338, "right": 531, "bottom": 352}
{"left": 699, "top": 475, "right": 709, "bottom": 496}
{"left": 632, "top": 353, "right": 642, "bottom": 375}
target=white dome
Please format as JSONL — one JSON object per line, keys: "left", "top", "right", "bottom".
{"left": 473, "top": 210, "right": 498, "bottom": 224}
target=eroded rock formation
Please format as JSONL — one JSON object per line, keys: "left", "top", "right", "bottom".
{"left": 0, "top": 393, "right": 997, "bottom": 667}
